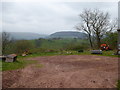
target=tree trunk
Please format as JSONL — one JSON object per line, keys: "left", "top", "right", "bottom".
{"left": 96, "top": 35, "right": 101, "bottom": 49}
{"left": 88, "top": 34, "right": 93, "bottom": 49}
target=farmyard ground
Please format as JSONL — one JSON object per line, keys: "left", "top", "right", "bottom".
{"left": 2, "top": 55, "right": 118, "bottom": 88}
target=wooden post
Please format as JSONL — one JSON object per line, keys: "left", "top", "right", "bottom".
{"left": 118, "top": 1, "right": 120, "bottom": 55}
{"left": 118, "top": 1, "right": 120, "bottom": 82}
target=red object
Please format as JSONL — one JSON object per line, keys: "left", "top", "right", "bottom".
{"left": 101, "top": 44, "right": 110, "bottom": 51}
{"left": 101, "top": 44, "right": 107, "bottom": 47}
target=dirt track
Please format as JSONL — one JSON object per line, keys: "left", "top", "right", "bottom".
{"left": 2, "top": 55, "right": 118, "bottom": 88}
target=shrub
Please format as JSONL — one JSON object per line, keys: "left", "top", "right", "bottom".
{"left": 102, "top": 32, "right": 118, "bottom": 50}
{"left": 14, "top": 40, "right": 34, "bottom": 55}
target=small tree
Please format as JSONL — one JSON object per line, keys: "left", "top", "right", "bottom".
{"left": 76, "top": 9, "right": 93, "bottom": 48}
{"left": 89, "top": 9, "right": 111, "bottom": 48}
{"left": 2, "top": 32, "right": 13, "bottom": 54}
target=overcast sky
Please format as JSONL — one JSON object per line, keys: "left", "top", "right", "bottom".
{"left": 1, "top": 2, "right": 118, "bottom": 35}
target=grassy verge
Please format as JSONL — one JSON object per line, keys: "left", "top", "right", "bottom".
{"left": 1, "top": 50, "right": 118, "bottom": 71}
{"left": 22, "top": 50, "right": 119, "bottom": 58}
{"left": 2, "top": 57, "right": 38, "bottom": 71}
{"left": 18, "top": 52, "right": 59, "bottom": 58}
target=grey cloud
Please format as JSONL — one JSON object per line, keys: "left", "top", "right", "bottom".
{"left": 1, "top": 2, "right": 118, "bottom": 34}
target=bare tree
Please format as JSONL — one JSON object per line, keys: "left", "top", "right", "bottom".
{"left": 90, "top": 9, "right": 110, "bottom": 48}
{"left": 108, "top": 18, "right": 118, "bottom": 32}
{"left": 76, "top": 9, "right": 93, "bottom": 48}
{"left": 2, "top": 32, "right": 12, "bottom": 54}
{"left": 76, "top": 9, "right": 117, "bottom": 49}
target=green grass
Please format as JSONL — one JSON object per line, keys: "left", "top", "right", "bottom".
{"left": 99, "top": 51, "right": 119, "bottom": 57}
{"left": 31, "top": 38, "right": 89, "bottom": 51}
{"left": 61, "top": 50, "right": 118, "bottom": 57}
{"left": 1, "top": 50, "right": 118, "bottom": 71}
{"left": 2, "top": 57, "right": 37, "bottom": 71}
{"left": 20, "top": 50, "right": 119, "bottom": 58}
{"left": 19, "top": 52, "right": 59, "bottom": 58}
{"left": 117, "top": 80, "right": 120, "bottom": 90}
{"left": 75, "top": 50, "right": 118, "bottom": 57}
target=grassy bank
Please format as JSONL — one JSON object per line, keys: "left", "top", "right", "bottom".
{"left": 21, "top": 50, "right": 119, "bottom": 58}
{"left": 2, "top": 57, "right": 38, "bottom": 71}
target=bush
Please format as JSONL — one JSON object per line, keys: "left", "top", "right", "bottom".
{"left": 14, "top": 40, "right": 34, "bottom": 55}
{"left": 102, "top": 32, "right": 118, "bottom": 50}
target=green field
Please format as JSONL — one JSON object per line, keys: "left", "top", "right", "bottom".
{"left": 29, "top": 38, "right": 89, "bottom": 52}
{"left": 2, "top": 38, "right": 119, "bottom": 73}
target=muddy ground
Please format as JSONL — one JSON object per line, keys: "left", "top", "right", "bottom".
{"left": 2, "top": 55, "right": 118, "bottom": 88}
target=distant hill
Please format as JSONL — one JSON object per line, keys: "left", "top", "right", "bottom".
{"left": 48, "top": 31, "right": 87, "bottom": 39}
{"left": 1, "top": 31, "right": 87, "bottom": 40}
{"left": 8, "top": 32, "right": 48, "bottom": 40}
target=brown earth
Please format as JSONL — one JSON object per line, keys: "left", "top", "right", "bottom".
{"left": 2, "top": 55, "right": 118, "bottom": 88}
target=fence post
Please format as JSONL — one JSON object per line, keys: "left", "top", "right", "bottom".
{"left": 118, "top": 1, "right": 120, "bottom": 55}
